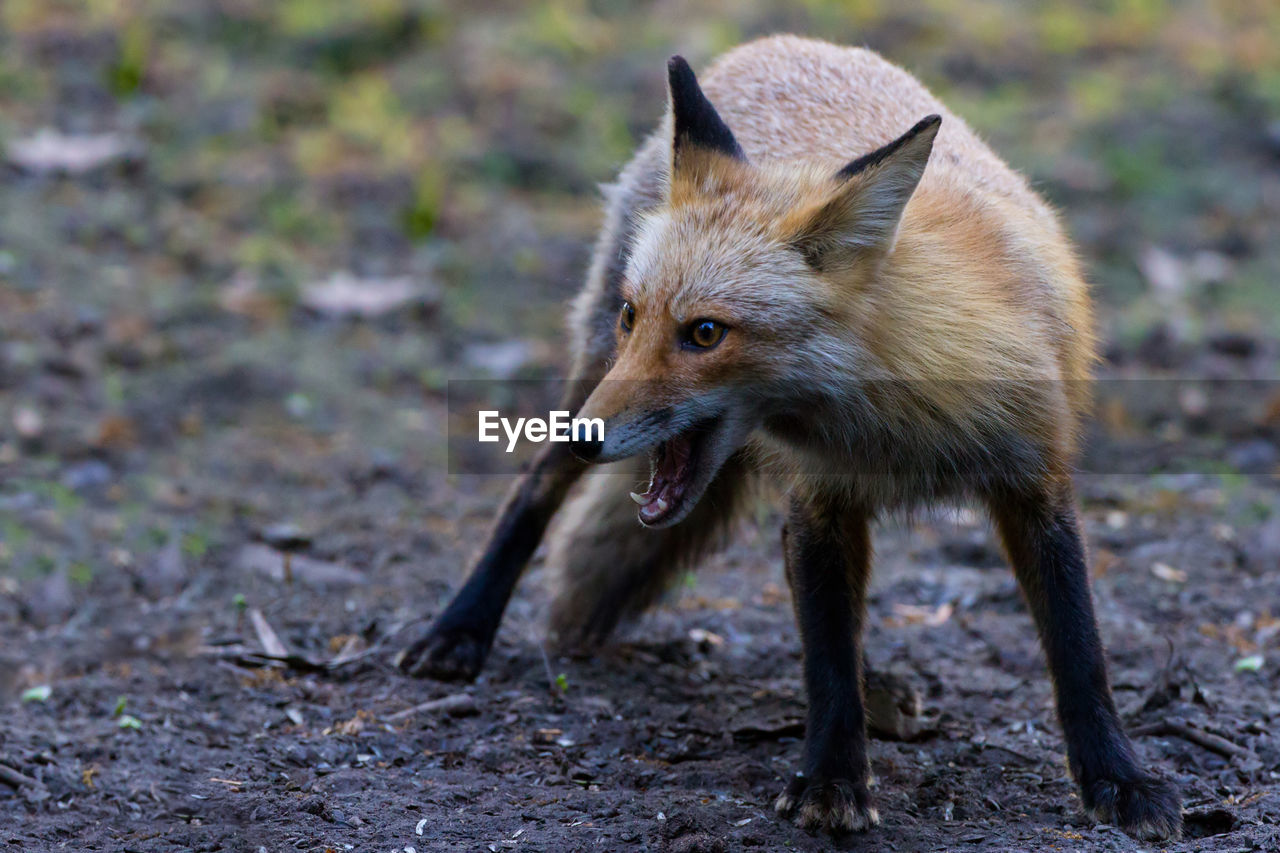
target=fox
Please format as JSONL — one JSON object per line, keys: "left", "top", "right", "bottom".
{"left": 399, "top": 35, "right": 1182, "bottom": 839}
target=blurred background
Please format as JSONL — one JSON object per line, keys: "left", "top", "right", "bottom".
{"left": 0, "top": 5, "right": 1276, "bottom": 447}
{"left": 4, "top": 0, "right": 1279, "bottom": 573}
{"left": 1, "top": 3, "right": 1279, "bottom": 849}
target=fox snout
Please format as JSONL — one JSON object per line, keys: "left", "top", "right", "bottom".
{"left": 567, "top": 434, "right": 603, "bottom": 461}
{"left": 572, "top": 379, "right": 751, "bottom": 528}
{"left": 572, "top": 389, "right": 675, "bottom": 464}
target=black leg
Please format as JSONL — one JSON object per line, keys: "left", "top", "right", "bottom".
{"left": 990, "top": 486, "right": 1181, "bottom": 841}
{"left": 774, "top": 491, "right": 879, "bottom": 834}
{"left": 399, "top": 380, "right": 592, "bottom": 681}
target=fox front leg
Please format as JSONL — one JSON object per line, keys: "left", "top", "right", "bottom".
{"left": 990, "top": 486, "right": 1182, "bottom": 841}
{"left": 399, "top": 440, "right": 586, "bottom": 680}
{"left": 774, "top": 492, "right": 879, "bottom": 834}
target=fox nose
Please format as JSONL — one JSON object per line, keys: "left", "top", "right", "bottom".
{"left": 569, "top": 435, "right": 603, "bottom": 462}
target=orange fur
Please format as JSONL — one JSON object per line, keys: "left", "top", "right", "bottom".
{"left": 571, "top": 35, "right": 1095, "bottom": 516}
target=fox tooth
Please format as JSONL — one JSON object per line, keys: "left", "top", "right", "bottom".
{"left": 651, "top": 496, "right": 669, "bottom": 515}
{"left": 630, "top": 491, "right": 649, "bottom": 505}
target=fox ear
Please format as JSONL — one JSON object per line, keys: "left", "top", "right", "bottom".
{"left": 792, "top": 115, "right": 941, "bottom": 268}
{"left": 667, "top": 55, "right": 746, "bottom": 177}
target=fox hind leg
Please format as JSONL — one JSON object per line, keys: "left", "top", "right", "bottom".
{"left": 547, "top": 451, "right": 754, "bottom": 648}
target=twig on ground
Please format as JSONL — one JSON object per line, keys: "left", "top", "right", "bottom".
{"left": 732, "top": 720, "right": 806, "bottom": 743}
{"left": 233, "top": 652, "right": 330, "bottom": 672}
{"left": 977, "top": 742, "right": 1037, "bottom": 764}
{"left": 0, "top": 763, "right": 41, "bottom": 790}
{"left": 249, "top": 608, "right": 289, "bottom": 658}
{"left": 1131, "top": 719, "right": 1252, "bottom": 759}
{"left": 384, "top": 693, "right": 477, "bottom": 721}
{"left": 201, "top": 619, "right": 413, "bottom": 673}
{"left": 538, "top": 641, "right": 558, "bottom": 696}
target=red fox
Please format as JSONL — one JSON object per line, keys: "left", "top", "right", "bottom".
{"left": 400, "top": 35, "right": 1181, "bottom": 839}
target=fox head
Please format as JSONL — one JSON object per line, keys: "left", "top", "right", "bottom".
{"left": 575, "top": 56, "right": 941, "bottom": 528}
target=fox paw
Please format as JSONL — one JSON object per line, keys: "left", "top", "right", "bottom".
{"left": 1083, "top": 775, "right": 1182, "bottom": 841}
{"left": 774, "top": 775, "right": 878, "bottom": 835}
{"left": 398, "top": 620, "right": 490, "bottom": 682}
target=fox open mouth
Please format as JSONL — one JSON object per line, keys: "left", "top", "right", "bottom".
{"left": 629, "top": 419, "right": 714, "bottom": 526}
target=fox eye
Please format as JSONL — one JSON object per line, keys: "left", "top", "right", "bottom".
{"left": 685, "top": 319, "right": 727, "bottom": 350}
{"left": 619, "top": 302, "right": 635, "bottom": 333}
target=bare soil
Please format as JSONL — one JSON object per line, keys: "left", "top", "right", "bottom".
{"left": 3, "top": 349, "right": 1280, "bottom": 851}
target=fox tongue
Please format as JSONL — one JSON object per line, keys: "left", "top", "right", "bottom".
{"left": 630, "top": 433, "right": 695, "bottom": 524}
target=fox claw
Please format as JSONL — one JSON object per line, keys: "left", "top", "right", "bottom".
{"left": 775, "top": 775, "right": 879, "bottom": 835}
{"left": 1082, "top": 775, "right": 1182, "bottom": 841}
{"left": 398, "top": 621, "right": 490, "bottom": 682}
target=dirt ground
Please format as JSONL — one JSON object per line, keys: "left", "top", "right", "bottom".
{"left": 3, "top": 2, "right": 1280, "bottom": 852}
{"left": 4, "top": 387, "right": 1280, "bottom": 853}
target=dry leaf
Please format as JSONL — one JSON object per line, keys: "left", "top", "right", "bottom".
{"left": 889, "top": 602, "right": 954, "bottom": 628}
{"left": 300, "top": 271, "right": 437, "bottom": 318}
{"left": 95, "top": 414, "right": 138, "bottom": 449}
{"left": 236, "top": 543, "right": 364, "bottom": 588}
{"left": 330, "top": 710, "right": 373, "bottom": 736}
{"left": 7, "top": 129, "right": 136, "bottom": 174}
{"left": 13, "top": 406, "right": 43, "bottom": 438}
{"left": 218, "top": 270, "right": 280, "bottom": 321}
{"left": 1151, "top": 562, "right": 1188, "bottom": 583}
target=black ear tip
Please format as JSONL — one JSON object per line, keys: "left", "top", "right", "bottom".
{"left": 835, "top": 113, "right": 942, "bottom": 180}
{"left": 666, "top": 53, "right": 746, "bottom": 163}
{"left": 667, "top": 55, "right": 692, "bottom": 85}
